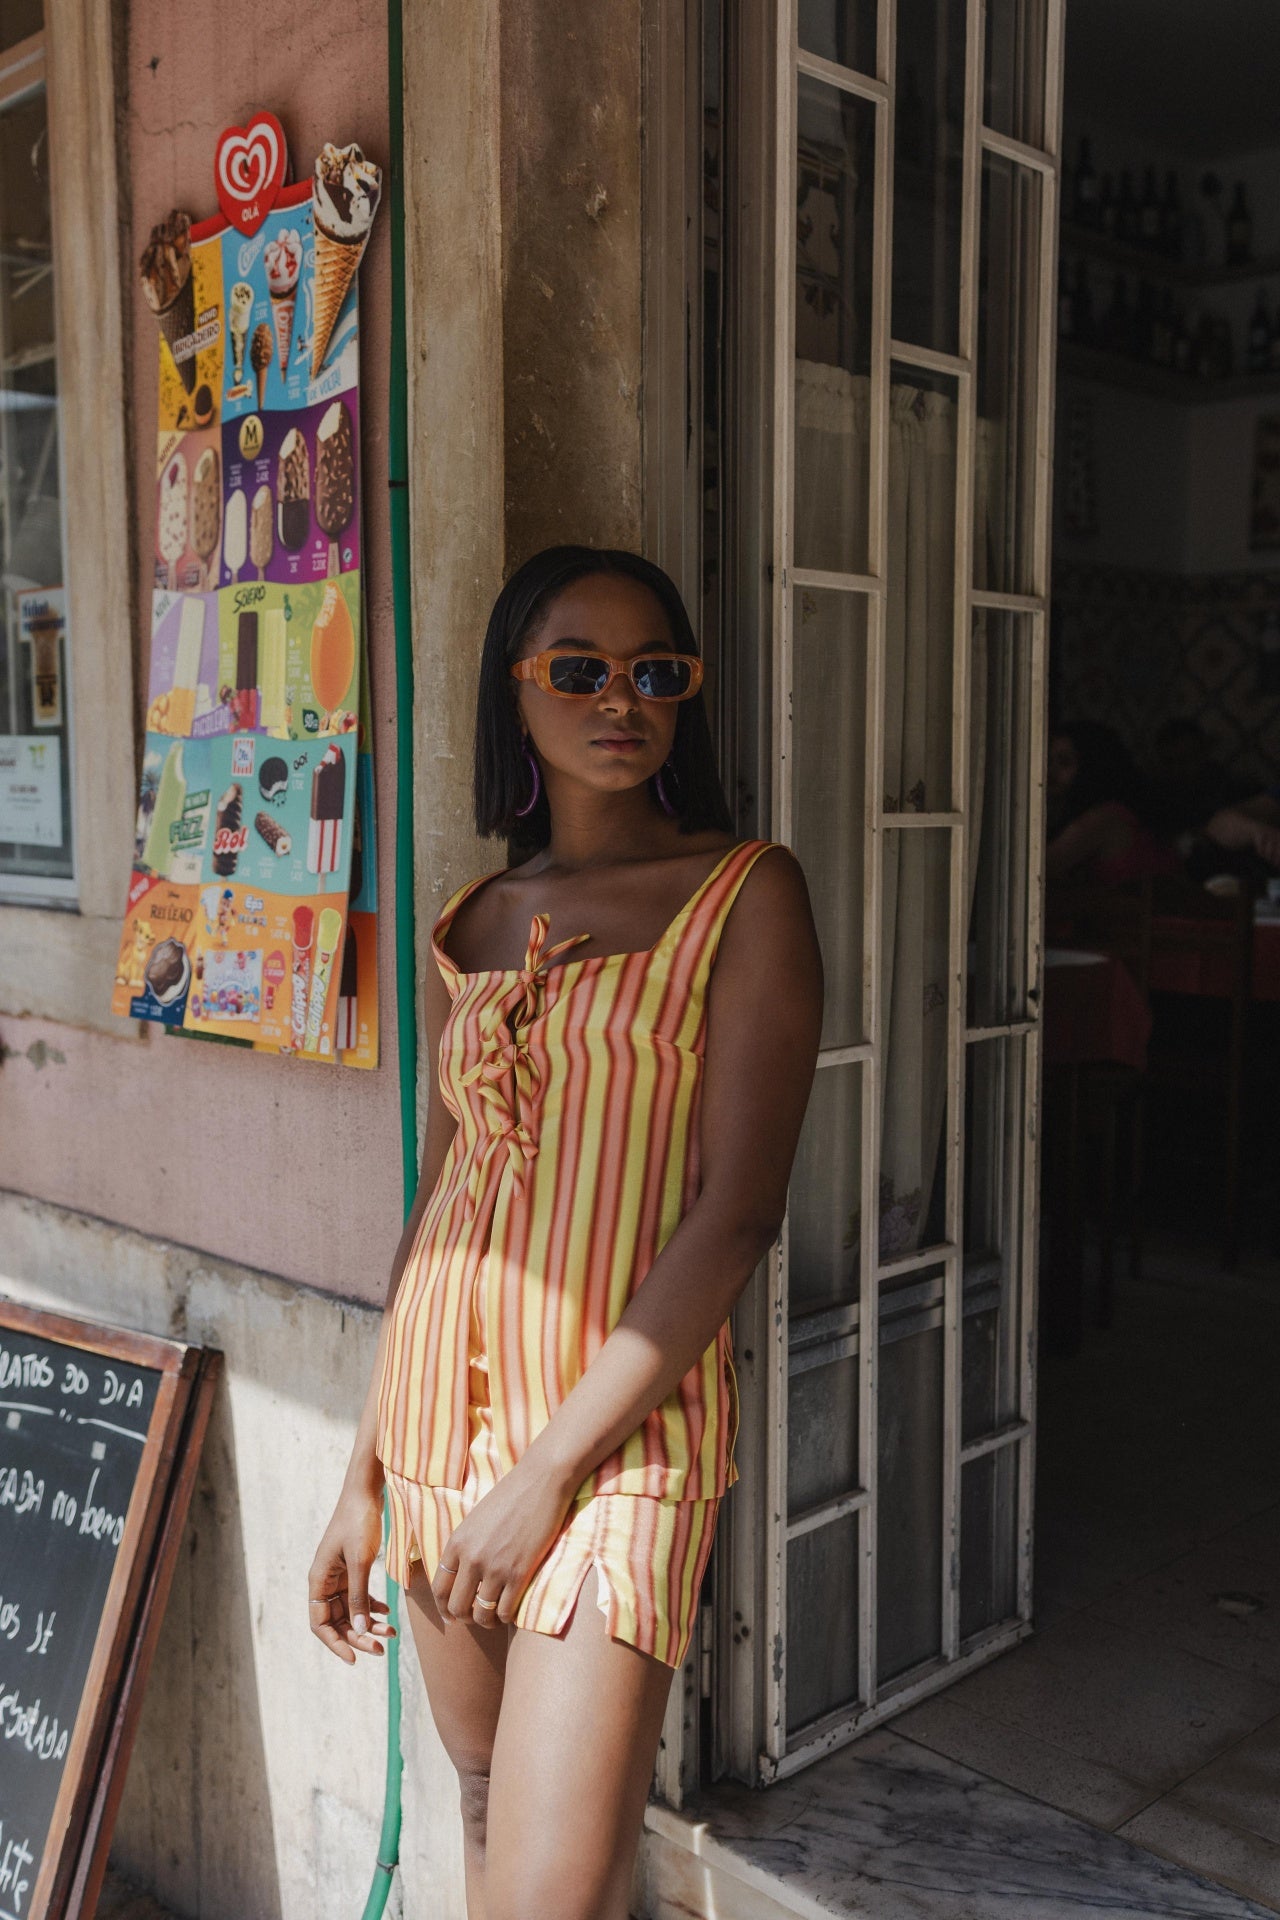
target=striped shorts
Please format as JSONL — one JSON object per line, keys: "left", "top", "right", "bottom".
{"left": 380, "top": 1336, "right": 722, "bottom": 1670}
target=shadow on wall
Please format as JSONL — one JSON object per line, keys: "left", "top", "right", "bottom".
{"left": 114, "top": 1379, "right": 286, "bottom": 1920}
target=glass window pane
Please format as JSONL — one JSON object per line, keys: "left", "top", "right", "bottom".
{"left": 962, "top": 1034, "right": 1025, "bottom": 1441}
{"left": 789, "top": 1061, "right": 862, "bottom": 1317}
{"left": 786, "top": 1514, "right": 860, "bottom": 1732}
{"left": 876, "top": 1305, "right": 943, "bottom": 1682}
{"left": 960, "top": 1444, "right": 1020, "bottom": 1640}
{"left": 983, "top": 0, "right": 1046, "bottom": 149}
{"left": 794, "top": 74, "right": 877, "bottom": 576}
{"left": 793, "top": 586, "right": 867, "bottom": 1047}
{"left": 975, "top": 155, "right": 1043, "bottom": 595}
{"left": 798, "top": 0, "right": 877, "bottom": 77}
{"left": 0, "top": 75, "right": 72, "bottom": 899}
{"left": 880, "top": 828, "right": 951, "bottom": 1262}
{"left": 892, "top": 0, "right": 965, "bottom": 354}
{"left": 966, "top": 611, "right": 1033, "bottom": 1027}
{"left": 1, "top": 6, "right": 42, "bottom": 56}
{"left": 886, "top": 365, "right": 957, "bottom": 815}
{"left": 788, "top": 1344, "right": 860, "bottom": 1516}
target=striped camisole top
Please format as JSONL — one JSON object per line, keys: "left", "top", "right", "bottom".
{"left": 375, "top": 838, "right": 781, "bottom": 1504}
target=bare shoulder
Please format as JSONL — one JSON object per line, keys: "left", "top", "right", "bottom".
{"left": 717, "top": 842, "right": 822, "bottom": 980}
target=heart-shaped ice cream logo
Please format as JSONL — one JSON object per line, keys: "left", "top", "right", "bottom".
{"left": 215, "top": 112, "right": 289, "bottom": 235}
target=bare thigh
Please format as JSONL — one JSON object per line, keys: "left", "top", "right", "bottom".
{"left": 402, "top": 1566, "right": 510, "bottom": 1776}
{"left": 483, "top": 1565, "right": 677, "bottom": 1920}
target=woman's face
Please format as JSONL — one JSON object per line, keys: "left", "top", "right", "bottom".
{"left": 513, "top": 573, "right": 681, "bottom": 802}
{"left": 1047, "top": 734, "right": 1079, "bottom": 801}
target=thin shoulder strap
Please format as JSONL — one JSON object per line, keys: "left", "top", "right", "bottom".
{"left": 678, "top": 838, "right": 787, "bottom": 968}
{"left": 431, "top": 867, "right": 504, "bottom": 947}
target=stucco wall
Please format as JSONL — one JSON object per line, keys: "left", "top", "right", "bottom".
{"left": 0, "top": 1, "right": 404, "bottom": 1304}
{"left": 0, "top": 1191, "right": 470, "bottom": 1920}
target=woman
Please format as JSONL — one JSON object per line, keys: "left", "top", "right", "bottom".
{"left": 1046, "top": 719, "right": 1179, "bottom": 885}
{"left": 309, "top": 546, "right": 822, "bottom": 1919}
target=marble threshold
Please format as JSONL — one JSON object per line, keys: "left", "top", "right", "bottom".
{"left": 635, "top": 1726, "right": 1274, "bottom": 1920}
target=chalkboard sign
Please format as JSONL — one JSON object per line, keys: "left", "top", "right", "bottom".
{"left": 0, "top": 1300, "right": 220, "bottom": 1920}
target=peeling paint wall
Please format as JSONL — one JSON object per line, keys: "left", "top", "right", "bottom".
{"left": 501, "top": 0, "right": 644, "bottom": 564}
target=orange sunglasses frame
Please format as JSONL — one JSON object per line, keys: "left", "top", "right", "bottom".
{"left": 509, "top": 648, "right": 705, "bottom": 701}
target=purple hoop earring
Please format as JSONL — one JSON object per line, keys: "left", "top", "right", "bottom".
{"left": 654, "top": 756, "right": 678, "bottom": 817}
{"left": 516, "top": 739, "right": 542, "bottom": 818}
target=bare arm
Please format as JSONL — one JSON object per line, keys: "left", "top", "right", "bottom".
{"left": 434, "top": 846, "right": 824, "bottom": 1624}
{"left": 308, "top": 937, "right": 459, "bottom": 1662}
{"left": 1205, "top": 794, "right": 1280, "bottom": 868}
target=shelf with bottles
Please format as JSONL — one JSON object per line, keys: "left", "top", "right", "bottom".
{"left": 1058, "top": 341, "right": 1280, "bottom": 405}
{"left": 1057, "top": 249, "right": 1280, "bottom": 402}
{"left": 1065, "top": 136, "right": 1272, "bottom": 289}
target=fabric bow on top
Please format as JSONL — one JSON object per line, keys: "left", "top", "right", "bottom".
{"left": 458, "top": 913, "right": 592, "bottom": 1217}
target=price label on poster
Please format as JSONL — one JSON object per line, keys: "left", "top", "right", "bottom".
{"left": 113, "top": 130, "right": 381, "bottom": 1069}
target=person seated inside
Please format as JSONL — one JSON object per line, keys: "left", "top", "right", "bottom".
{"left": 1203, "top": 784, "right": 1280, "bottom": 872}
{"left": 1146, "top": 717, "right": 1245, "bottom": 849}
{"left": 1046, "top": 720, "right": 1181, "bottom": 886}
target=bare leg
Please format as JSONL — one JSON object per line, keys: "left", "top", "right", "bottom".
{"left": 484, "top": 1566, "right": 678, "bottom": 1920}
{"left": 402, "top": 1568, "right": 511, "bottom": 1919}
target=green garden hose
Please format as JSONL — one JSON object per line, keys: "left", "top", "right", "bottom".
{"left": 361, "top": 0, "right": 412, "bottom": 1908}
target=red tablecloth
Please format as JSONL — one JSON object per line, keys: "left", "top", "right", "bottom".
{"left": 1148, "top": 917, "right": 1280, "bottom": 1002}
{"left": 1042, "top": 952, "right": 1152, "bottom": 1071}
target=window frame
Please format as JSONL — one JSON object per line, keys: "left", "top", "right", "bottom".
{"left": 0, "top": 1, "right": 137, "bottom": 1029}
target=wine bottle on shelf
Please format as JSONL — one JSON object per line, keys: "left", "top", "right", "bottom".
{"left": 1227, "top": 181, "right": 1252, "bottom": 265}
{"left": 1136, "top": 279, "right": 1157, "bottom": 362}
{"left": 1073, "top": 258, "right": 1094, "bottom": 347}
{"left": 1140, "top": 167, "right": 1161, "bottom": 250}
{"left": 1173, "top": 307, "right": 1192, "bottom": 376}
{"left": 1249, "top": 287, "right": 1271, "bottom": 373}
{"left": 1073, "top": 135, "right": 1099, "bottom": 229}
{"left": 1098, "top": 172, "right": 1117, "bottom": 240}
{"left": 1117, "top": 169, "right": 1138, "bottom": 247}
{"left": 1058, "top": 256, "right": 1074, "bottom": 341}
{"left": 1161, "top": 171, "right": 1184, "bottom": 260}
{"left": 1102, "top": 273, "right": 1129, "bottom": 355}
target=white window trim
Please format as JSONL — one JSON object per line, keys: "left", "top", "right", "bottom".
{"left": 0, "top": 0, "right": 138, "bottom": 1034}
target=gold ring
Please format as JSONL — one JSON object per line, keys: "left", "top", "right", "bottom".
{"left": 473, "top": 1596, "right": 499, "bottom": 1610}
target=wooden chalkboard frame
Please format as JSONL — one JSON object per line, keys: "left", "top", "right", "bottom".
{"left": 0, "top": 1299, "right": 221, "bottom": 1920}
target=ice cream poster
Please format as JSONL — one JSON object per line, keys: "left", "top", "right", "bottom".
{"left": 114, "top": 124, "right": 380, "bottom": 1067}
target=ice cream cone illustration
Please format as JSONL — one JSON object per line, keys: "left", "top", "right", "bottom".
{"left": 310, "top": 143, "right": 382, "bottom": 379}
{"left": 251, "top": 321, "right": 273, "bottom": 411}
{"left": 228, "top": 281, "right": 254, "bottom": 386}
{"left": 140, "top": 210, "right": 198, "bottom": 394}
{"left": 265, "top": 227, "right": 302, "bottom": 377}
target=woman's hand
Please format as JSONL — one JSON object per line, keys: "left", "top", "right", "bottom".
{"left": 308, "top": 1476, "right": 398, "bottom": 1664}
{"left": 431, "top": 1460, "right": 577, "bottom": 1628}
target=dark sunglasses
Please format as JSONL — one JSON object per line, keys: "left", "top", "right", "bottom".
{"left": 510, "top": 648, "right": 704, "bottom": 702}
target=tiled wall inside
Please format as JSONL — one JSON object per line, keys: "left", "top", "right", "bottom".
{"left": 1053, "top": 562, "right": 1280, "bottom": 786}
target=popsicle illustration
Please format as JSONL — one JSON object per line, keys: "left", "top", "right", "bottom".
{"left": 302, "top": 906, "right": 344, "bottom": 1054}
{"left": 168, "top": 595, "right": 204, "bottom": 735}
{"left": 223, "top": 486, "right": 247, "bottom": 583}
{"left": 290, "top": 903, "right": 314, "bottom": 1050}
{"left": 314, "top": 398, "right": 354, "bottom": 575}
{"left": 143, "top": 741, "right": 186, "bottom": 875}
{"left": 191, "top": 446, "right": 221, "bottom": 589}
{"left": 309, "top": 580, "right": 355, "bottom": 726}
{"left": 231, "top": 610, "right": 259, "bottom": 730}
{"left": 307, "top": 741, "right": 345, "bottom": 885}
{"left": 250, "top": 483, "right": 274, "bottom": 579}
{"left": 259, "top": 606, "right": 288, "bottom": 733}
{"left": 335, "top": 922, "right": 358, "bottom": 1053}
{"left": 157, "top": 450, "right": 188, "bottom": 590}
{"left": 212, "top": 781, "right": 246, "bottom": 877}
{"left": 277, "top": 426, "right": 310, "bottom": 550}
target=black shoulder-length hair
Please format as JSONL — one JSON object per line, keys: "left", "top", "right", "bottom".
{"left": 473, "top": 544, "right": 735, "bottom": 848}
